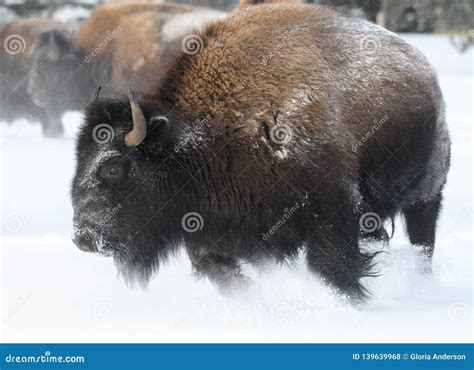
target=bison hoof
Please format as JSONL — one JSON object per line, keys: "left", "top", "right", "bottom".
{"left": 42, "top": 125, "right": 64, "bottom": 138}
{"left": 217, "top": 274, "right": 263, "bottom": 300}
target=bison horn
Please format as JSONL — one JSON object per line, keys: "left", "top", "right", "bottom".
{"left": 125, "top": 87, "right": 147, "bottom": 148}
{"left": 93, "top": 86, "right": 102, "bottom": 100}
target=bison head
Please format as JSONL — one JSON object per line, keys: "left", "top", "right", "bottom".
{"left": 28, "top": 29, "right": 88, "bottom": 111}
{"left": 71, "top": 89, "right": 185, "bottom": 284}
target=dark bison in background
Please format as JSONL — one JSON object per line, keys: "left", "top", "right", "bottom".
{"left": 71, "top": 2, "right": 450, "bottom": 302}
{"left": 0, "top": 18, "right": 76, "bottom": 136}
{"left": 1, "top": 2, "right": 226, "bottom": 136}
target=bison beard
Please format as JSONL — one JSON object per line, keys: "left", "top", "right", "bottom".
{"left": 71, "top": 3, "right": 450, "bottom": 302}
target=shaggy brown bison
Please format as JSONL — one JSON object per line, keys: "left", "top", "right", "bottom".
{"left": 4, "top": 2, "right": 226, "bottom": 136}
{"left": 0, "top": 18, "right": 76, "bottom": 136}
{"left": 71, "top": 3, "right": 450, "bottom": 302}
{"left": 72, "top": 2, "right": 227, "bottom": 93}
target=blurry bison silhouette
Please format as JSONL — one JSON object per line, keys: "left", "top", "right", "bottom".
{"left": 0, "top": 2, "right": 226, "bottom": 136}
{"left": 71, "top": 3, "right": 450, "bottom": 302}
{"left": 0, "top": 19, "right": 76, "bottom": 136}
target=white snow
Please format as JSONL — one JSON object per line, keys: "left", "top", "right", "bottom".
{"left": 161, "top": 9, "right": 228, "bottom": 43}
{"left": 0, "top": 35, "right": 472, "bottom": 343}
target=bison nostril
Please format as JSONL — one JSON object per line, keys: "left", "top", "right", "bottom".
{"left": 72, "top": 229, "right": 96, "bottom": 253}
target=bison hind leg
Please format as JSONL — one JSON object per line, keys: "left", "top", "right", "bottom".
{"left": 403, "top": 193, "right": 443, "bottom": 272}
{"left": 306, "top": 232, "right": 380, "bottom": 304}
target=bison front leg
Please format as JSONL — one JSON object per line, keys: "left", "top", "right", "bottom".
{"left": 305, "top": 211, "right": 376, "bottom": 303}
{"left": 186, "top": 247, "right": 256, "bottom": 296}
{"left": 39, "top": 107, "right": 64, "bottom": 138}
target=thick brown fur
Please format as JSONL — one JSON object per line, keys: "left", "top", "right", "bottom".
{"left": 76, "top": 2, "right": 223, "bottom": 92}
{"left": 72, "top": 3, "right": 450, "bottom": 301}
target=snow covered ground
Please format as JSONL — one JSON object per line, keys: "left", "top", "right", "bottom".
{"left": 1, "top": 35, "right": 472, "bottom": 343}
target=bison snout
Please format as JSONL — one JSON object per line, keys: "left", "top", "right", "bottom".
{"left": 72, "top": 228, "right": 96, "bottom": 253}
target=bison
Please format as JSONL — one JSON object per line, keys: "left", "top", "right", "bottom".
{"left": 71, "top": 3, "right": 450, "bottom": 302}
{"left": 3, "top": 2, "right": 226, "bottom": 136}
{"left": 0, "top": 18, "right": 76, "bottom": 136}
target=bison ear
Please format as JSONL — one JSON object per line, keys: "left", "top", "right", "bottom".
{"left": 139, "top": 115, "right": 174, "bottom": 157}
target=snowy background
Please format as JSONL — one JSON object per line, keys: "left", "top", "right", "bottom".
{"left": 1, "top": 34, "right": 472, "bottom": 343}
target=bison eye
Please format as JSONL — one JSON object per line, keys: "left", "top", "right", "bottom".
{"left": 99, "top": 157, "right": 131, "bottom": 185}
{"left": 108, "top": 166, "right": 122, "bottom": 178}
